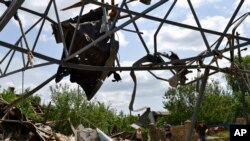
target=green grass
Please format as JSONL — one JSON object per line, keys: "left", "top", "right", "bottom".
{"left": 215, "top": 130, "right": 229, "bottom": 138}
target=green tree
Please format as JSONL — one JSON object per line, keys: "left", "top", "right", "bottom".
{"left": 47, "top": 83, "right": 142, "bottom": 135}
{"left": 0, "top": 85, "right": 141, "bottom": 135}
{"left": 47, "top": 83, "right": 135, "bottom": 135}
{"left": 0, "top": 87, "right": 43, "bottom": 122}
{"left": 225, "top": 55, "right": 250, "bottom": 122}
{"left": 163, "top": 83, "right": 196, "bottom": 125}
{"left": 199, "top": 81, "right": 234, "bottom": 124}
{"left": 163, "top": 81, "right": 234, "bottom": 125}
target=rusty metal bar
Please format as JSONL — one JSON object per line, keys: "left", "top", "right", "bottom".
{"left": 124, "top": 3, "right": 150, "bottom": 54}
{"left": 1, "top": 40, "right": 250, "bottom": 72}
{"left": 188, "top": 0, "right": 211, "bottom": 52}
{"left": 0, "top": 0, "right": 25, "bottom": 31}
{"left": 154, "top": 0, "right": 177, "bottom": 56}
{"left": 185, "top": 68, "right": 210, "bottom": 141}
{"left": 214, "top": 0, "right": 244, "bottom": 50}
{"left": 65, "top": 0, "right": 169, "bottom": 61}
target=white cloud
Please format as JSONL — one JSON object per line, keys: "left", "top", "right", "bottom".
{"left": 3, "top": 79, "right": 15, "bottom": 88}
{"left": 96, "top": 72, "right": 169, "bottom": 113}
{"left": 141, "top": 13, "right": 235, "bottom": 54}
{"left": 201, "top": 16, "right": 229, "bottom": 31}
{"left": 97, "top": 91, "right": 131, "bottom": 107}
{"left": 176, "top": 0, "right": 222, "bottom": 8}
{"left": 234, "top": 0, "right": 250, "bottom": 13}
{"left": 40, "top": 33, "right": 54, "bottom": 42}
{"left": 116, "top": 31, "right": 128, "bottom": 47}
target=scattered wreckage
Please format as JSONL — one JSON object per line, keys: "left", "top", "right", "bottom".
{"left": 0, "top": 99, "right": 56, "bottom": 141}
{"left": 0, "top": 96, "right": 165, "bottom": 141}
{"left": 0, "top": 98, "right": 117, "bottom": 141}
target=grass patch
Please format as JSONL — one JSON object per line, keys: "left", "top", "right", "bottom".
{"left": 215, "top": 130, "right": 229, "bottom": 138}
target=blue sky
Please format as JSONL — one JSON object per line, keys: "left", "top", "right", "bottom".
{"left": 1, "top": 0, "right": 250, "bottom": 114}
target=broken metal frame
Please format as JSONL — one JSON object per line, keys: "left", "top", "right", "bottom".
{"left": 188, "top": 0, "right": 211, "bottom": 53}
{"left": 185, "top": 69, "right": 210, "bottom": 141}
{"left": 64, "top": 0, "right": 170, "bottom": 61}
{"left": 0, "top": 0, "right": 250, "bottom": 140}
{"left": 154, "top": 0, "right": 177, "bottom": 56}
{"left": 2, "top": 38, "right": 250, "bottom": 73}
{"left": 0, "top": 0, "right": 25, "bottom": 31}
{"left": 0, "top": 0, "right": 249, "bottom": 88}
{"left": 124, "top": 3, "right": 149, "bottom": 54}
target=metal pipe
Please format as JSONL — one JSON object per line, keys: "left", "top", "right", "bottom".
{"left": 121, "top": 28, "right": 143, "bottom": 34}
{"left": 52, "top": 0, "right": 68, "bottom": 57}
{"left": 1, "top": 40, "right": 250, "bottom": 72}
{"left": 214, "top": 0, "right": 244, "bottom": 50}
{"left": 185, "top": 68, "right": 210, "bottom": 141}
{"left": 68, "top": 1, "right": 86, "bottom": 55}
{"left": 0, "top": 0, "right": 25, "bottom": 31}
{"left": 20, "top": 40, "right": 26, "bottom": 68}
{"left": 4, "top": 74, "right": 56, "bottom": 113}
{"left": 0, "top": 49, "right": 12, "bottom": 64}
{"left": 65, "top": 0, "right": 169, "bottom": 61}
{"left": 15, "top": 17, "right": 43, "bottom": 45}
{"left": 154, "top": 0, "right": 176, "bottom": 55}
{"left": 24, "top": 0, "right": 53, "bottom": 68}
{"left": 0, "top": 62, "right": 53, "bottom": 79}
{"left": 124, "top": 3, "right": 150, "bottom": 54}
{"left": 19, "top": 7, "right": 56, "bottom": 24}
{"left": 30, "top": 2, "right": 52, "bottom": 48}
{"left": 188, "top": 0, "right": 211, "bottom": 52}
{"left": 3, "top": 50, "right": 15, "bottom": 74}
{"left": 91, "top": 0, "right": 250, "bottom": 42}
{"left": 110, "top": 0, "right": 127, "bottom": 29}
{"left": 232, "top": 14, "right": 249, "bottom": 63}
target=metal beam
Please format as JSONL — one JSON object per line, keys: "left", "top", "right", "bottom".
{"left": 185, "top": 68, "right": 210, "bottom": 141}
{"left": 4, "top": 74, "right": 56, "bottom": 113}
{"left": 65, "top": 0, "right": 169, "bottom": 61}
{"left": 154, "top": 0, "right": 177, "bottom": 55}
{"left": 1, "top": 40, "right": 250, "bottom": 72}
{"left": 0, "top": 0, "right": 25, "bottom": 31}
{"left": 90, "top": 0, "right": 250, "bottom": 42}
{"left": 188, "top": 0, "right": 211, "bottom": 52}
{"left": 214, "top": 0, "right": 244, "bottom": 50}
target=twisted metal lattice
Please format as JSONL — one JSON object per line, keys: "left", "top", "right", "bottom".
{"left": 0, "top": 0, "right": 250, "bottom": 140}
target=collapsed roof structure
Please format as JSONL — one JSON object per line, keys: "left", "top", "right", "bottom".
{"left": 52, "top": 6, "right": 119, "bottom": 100}
{"left": 1, "top": 0, "right": 250, "bottom": 141}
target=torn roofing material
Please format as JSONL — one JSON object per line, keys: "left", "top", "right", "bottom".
{"left": 52, "top": 7, "right": 119, "bottom": 100}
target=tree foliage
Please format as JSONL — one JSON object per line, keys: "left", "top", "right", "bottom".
{"left": 0, "top": 84, "right": 139, "bottom": 136}
{"left": 47, "top": 83, "right": 137, "bottom": 135}
{"left": 163, "top": 81, "right": 234, "bottom": 125}
{"left": 0, "top": 88, "right": 43, "bottom": 122}
{"left": 225, "top": 55, "right": 250, "bottom": 121}
{"left": 163, "top": 83, "right": 196, "bottom": 125}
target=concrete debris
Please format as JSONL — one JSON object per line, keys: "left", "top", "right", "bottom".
{"left": 76, "top": 127, "right": 99, "bottom": 141}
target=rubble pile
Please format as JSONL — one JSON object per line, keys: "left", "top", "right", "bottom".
{"left": 0, "top": 99, "right": 48, "bottom": 140}
{"left": 0, "top": 99, "right": 115, "bottom": 141}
